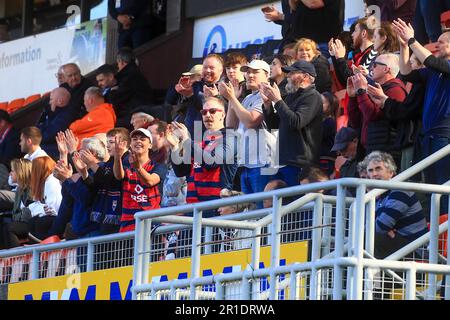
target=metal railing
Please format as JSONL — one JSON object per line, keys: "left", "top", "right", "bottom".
{"left": 0, "top": 144, "right": 448, "bottom": 300}
{"left": 132, "top": 144, "right": 450, "bottom": 300}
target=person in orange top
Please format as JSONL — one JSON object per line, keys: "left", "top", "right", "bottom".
{"left": 69, "top": 87, "right": 117, "bottom": 149}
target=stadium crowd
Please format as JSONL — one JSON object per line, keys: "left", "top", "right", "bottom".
{"left": 0, "top": 0, "right": 449, "bottom": 261}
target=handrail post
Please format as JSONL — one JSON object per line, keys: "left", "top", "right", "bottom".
{"left": 333, "top": 184, "right": 346, "bottom": 300}
{"left": 251, "top": 225, "right": 261, "bottom": 299}
{"left": 364, "top": 197, "right": 376, "bottom": 299}
{"left": 141, "top": 219, "right": 152, "bottom": 286}
{"left": 428, "top": 193, "right": 441, "bottom": 300}
{"left": 86, "top": 241, "right": 94, "bottom": 272}
{"left": 269, "top": 195, "right": 282, "bottom": 300}
{"left": 132, "top": 216, "right": 147, "bottom": 300}
{"left": 204, "top": 227, "right": 212, "bottom": 254}
{"left": 446, "top": 196, "right": 450, "bottom": 300}
{"left": 190, "top": 208, "right": 202, "bottom": 300}
{"left": 322, "top": 203, "right": 333, "bottom": 257}
{"left": 406, "top": 267, "right": 416, "bottom": 300}
{"left": 351, "top": 184, "right": 366, "bottom": 300}
{"left": 311, "top": 196, "right": 323, "bottom": 300}
{"left": 31, "top": 249, "right": 39, "bottom": 280}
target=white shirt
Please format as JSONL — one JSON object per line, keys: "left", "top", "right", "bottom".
{"left": 29, "top": 175, "right": 62, "bottom": 218}
{"left": 24, "top": 147, "right": 48, "bottom": 161}
{"left": 237, "top": 91, "right": 276, "bottom": 169}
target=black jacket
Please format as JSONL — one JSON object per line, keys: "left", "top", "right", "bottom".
{"left": 286, "top": 0, "right": 344, "bottom": 44}
{"left": 108, "top": 0, "right": 151, "bottom": 31}
{"left": 0, "top": 126, "right": 21, "bottom": 170}
{"left": 264, "top": 85, "right": 323, "bottom": 168}
{"left": 381, "top": 82, "right": 425, "bottom": 160}
{"left": 311, "top": 54, "right": 332, "bottom": 93}
{"left": 61, "top": 76, "right": 94, "bottom": 120}
{"left": 108, "top": 63, "right": 153, "bottom": 127}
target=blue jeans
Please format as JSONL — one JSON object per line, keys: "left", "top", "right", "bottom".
{"left": 241, "top": 167, "right": 272, "bottom": 209}
{"left": 414, "top": 0, "right": 450, "bottom": 44}
{"left": 273, "top": 166, "right": 302, "bottom": 187}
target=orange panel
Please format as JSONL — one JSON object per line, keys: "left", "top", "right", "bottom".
{"left": 0, "top": 102, "right": 8, "bottom": 111}
{"left": 6, "top": 98, "right": 25, "bottom": 114}
{"left": 24, "top": 94, "right": 41, "bottom": 106}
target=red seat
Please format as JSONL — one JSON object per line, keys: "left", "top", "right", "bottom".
{"left": 0, "top": 102, "right": 7, "bottom": 111}
{"left": 24, "top": 94, "right": 41, "bottom": 106}
{"left": 6, "top": 98, "right": 25, "bottom": 114}
{"left": 427, "top": 214, "right": 448, "bottom": 258}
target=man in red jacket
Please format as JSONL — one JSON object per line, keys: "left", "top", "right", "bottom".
{"left": 347, "top": 53, "right": 407, "bottom": 150}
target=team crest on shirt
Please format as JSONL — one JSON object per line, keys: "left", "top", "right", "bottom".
{"left": 135, "top": 184, "right": 144, "bottom": 194}
{"left": 132, "top": 184, "right": 148, "bottom": 203}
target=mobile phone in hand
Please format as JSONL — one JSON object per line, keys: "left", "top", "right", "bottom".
{"left": 261, "top": 6, "right": 273, "bottom": 13}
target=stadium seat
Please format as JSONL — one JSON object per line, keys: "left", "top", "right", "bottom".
{"left": 6, "top": 98, "right": 25, "bottom": 114}
{"left": 441, "top": 10, "right": 450, "bottom": 30}
{"left": 0, "top": 102, "right": 8, "bottom": 111}
{"left": 24, "top": 94, "right": 41, "bottom": 106}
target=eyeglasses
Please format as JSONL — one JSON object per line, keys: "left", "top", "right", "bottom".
{"left": 373, "top": 61, "right": 388, "bottom": 67}
{"left": 200, "top": 108, "right": 223, "bottom": 116}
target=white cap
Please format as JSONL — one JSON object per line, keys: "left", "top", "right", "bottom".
{"left": 130, "top": 128, "right": 153, "bottom": 144}
{"left": 240, "top": 59, "right": 270, "bottom": 74}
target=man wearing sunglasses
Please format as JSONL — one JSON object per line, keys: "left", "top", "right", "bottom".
{"left": 347, "top": 53, "right": 407, "bottom": 156}
{"left": 168, "top": 97, "right": 238, "bottom": 217}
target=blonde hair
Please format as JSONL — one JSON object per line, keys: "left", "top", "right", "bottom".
{"left": 295, "top": 38, "right": 320, "bottom": 58}
{"left": 30, "top": 156, "right": 56, "bottom": 201}
{"left": 10, "top": 158, "right": 32, "bottom": 191}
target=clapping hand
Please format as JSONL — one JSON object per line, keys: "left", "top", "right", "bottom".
{"left": 203, "top": 84, "right": 219, "bottom": 98}
{"left": 328, "top": 38, "right": 346, "bottom": 59}
{"left": 56, "top": 131, "right": 68, "bottom": 160}
{"left": 367, "top": 83, "right": 388, "bottom": 107}
{"left": 392, "top": 19, "right": 415, "bottom": 44}
{"left": 53, "top": 159, "right": 73, "bottom": 182}
{"left": 64, "top": 129, "right": 79, "bottom": 154}
{"left": 114, "top": 136, "right": 128, "bottom": 158}
{"left": 259, "top": 82, "right": 282, "bottom": 103}
{"left": 175, "top": 76, "right": 194, "bottom": 97}
{"left": 218, "top": 81, "right": 235, "bottom": 101}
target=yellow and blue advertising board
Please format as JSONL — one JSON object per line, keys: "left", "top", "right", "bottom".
{"left": 8, "top": 242, "right": 308, "bottom": 300}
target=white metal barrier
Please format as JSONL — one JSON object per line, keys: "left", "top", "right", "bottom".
{"left": 132, "top": 144, "right": 450, "bottom": 300}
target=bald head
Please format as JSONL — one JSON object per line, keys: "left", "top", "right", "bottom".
{"left": 84, "top": 86, "right": 105, "bottom": 111}
{"left": 437, "top": 31, "right": 450, "bottom": 59}
{"left": 49, "top": 87, "right": 71, "bottom": 111}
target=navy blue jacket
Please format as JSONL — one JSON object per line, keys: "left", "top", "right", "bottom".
{"left": 0, "top": 126, "right": 22, "bottom": 169}
{"left": 38, "top": 106, "right": 78, "bottom": 159}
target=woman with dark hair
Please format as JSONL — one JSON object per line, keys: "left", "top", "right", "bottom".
{"left": 373, "top": 21, "right": 400, "bottom": 54}
{"left": 269, "top": 54, "right": 295, "bottom": 98}
{"left": 320, "top": 92, "right": 339, "bottom": 176}
{"left": 295, "top": 38, "right": 332, "bottom": 93}
{"left": 0, "top": 159, "right": 32, "bottom": 248}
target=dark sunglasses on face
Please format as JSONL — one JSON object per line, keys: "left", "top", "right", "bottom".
{"left": 373, "top": 61, "right": 388, "bottom": 67}
{"left": 200, "top": 108, "right": 223, "bottom": 116}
